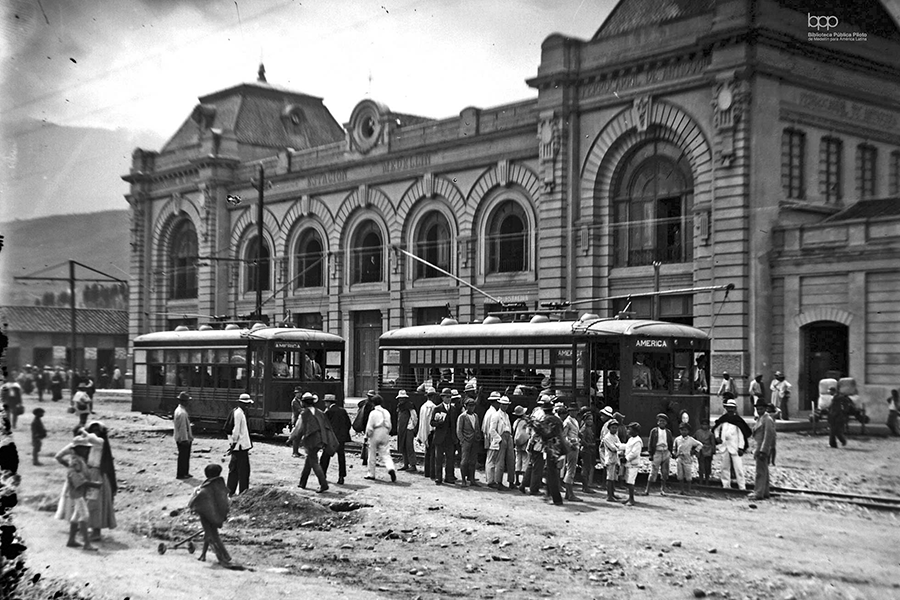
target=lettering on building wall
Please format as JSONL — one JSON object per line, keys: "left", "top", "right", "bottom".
{"left": 798, "top": 91, "right": 899, "bottom": 131}
{"left": 382, "top": 154, "right": 432, "bottom": 174}
{"left": 307, "top": 170, "right": 348, "bottom": 187}
{"left": 578, "top": 56, "right": 712, "bottom": 100}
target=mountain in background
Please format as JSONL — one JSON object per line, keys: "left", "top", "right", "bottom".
{"left": 0, "top": 119, "right": 166, "bottom": 220}
{"left": 0, "top": 210, "right": 131, "bottom": 307}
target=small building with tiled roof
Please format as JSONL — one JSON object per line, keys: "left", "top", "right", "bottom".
{"left": 1, "top": 306, "right": 128, "bottom": 377}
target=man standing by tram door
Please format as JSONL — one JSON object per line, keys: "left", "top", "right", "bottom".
{"left": 226, "top": 394, "right": 254, "bottom": 496}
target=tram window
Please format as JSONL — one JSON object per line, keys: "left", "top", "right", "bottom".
{"left": 165, "top": 364, "right": 177, "bottom": 385}
{"left": 673, "top": 351, "right": 693, "bottom": 392}
{"left": 326, "top": 349, "right": 343, "bottom": 381}
{"left": 694, "top": 352, "right": 709, "bottom": 393}
{"left": 272, "top": 351, "right": 290, "bottom": 378}
{"left": 304, "top": 350, "right": 324, "bottom": 380}
{"left": 633, "top": 353, "right": 670, "bottom": 391}
{"left": 382, "top": 364, "right": 400, "bottom": 386}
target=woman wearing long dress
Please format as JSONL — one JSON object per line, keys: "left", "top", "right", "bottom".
{"left": 84, "top": 421, "right": 117, "bottom": 539}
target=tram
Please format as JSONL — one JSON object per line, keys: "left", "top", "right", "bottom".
{"left": 377, "top": 314, "right": 710, "bottom": 435}
{"left": 132, "top": 324, "right": 344, "bottom": 435}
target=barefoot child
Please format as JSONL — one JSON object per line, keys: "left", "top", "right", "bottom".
{"left": 622, "top": 422, "right": 642, "bottom": 507}
{"left": 55, "top": 437, "right": 102, "bottom": 551}
{"left": 673, "top": 422, "right": 703, "bottom": 494}
{"left": 188, "top": 464, "right": 233, "bottom": 566}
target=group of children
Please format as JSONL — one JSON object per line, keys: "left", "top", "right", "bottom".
{"left": 598, "top": 413, "right": 716, "bottom": 506}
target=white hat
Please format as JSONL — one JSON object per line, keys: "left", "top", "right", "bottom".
{"left": 599, "top": 406, "right": 614, "bottom": 417}
{"left": 238, "top": 393, "right": 254, "bottom": 404}
{"left": 488, "top": 391, "right": 501, "bottom": 401}
{"left": 396, "top": 390, "right": 409, "bottom": 399}
{"left": 723, "top": 399, "right": 737, "bottom": 408}
{"left": 464, "top": 379, "right": 477, "bottom": 392}
{"left": 498, "top": 395, "right": 510, "bottom": 405}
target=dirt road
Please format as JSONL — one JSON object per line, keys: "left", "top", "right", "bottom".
{"left": 10, "top": 392, "right": 900, "bottom": 599}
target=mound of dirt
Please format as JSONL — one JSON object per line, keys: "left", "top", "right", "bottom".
{"left": 230, "top": 485, "right": 332, "bottom": 530}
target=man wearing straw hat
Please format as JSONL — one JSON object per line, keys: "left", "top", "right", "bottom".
{"left": 456, "top": 395, "right": 482, "bottom": 487}
{"left": 226, "top": 393, "right": 254, "bottom": 495}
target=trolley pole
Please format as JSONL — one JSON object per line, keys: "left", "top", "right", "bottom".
{"left": 70, "top": 260, "right": 77, "bottom": 372}
{"left": 255, "top": 164, "right": 265, "bottom": 321}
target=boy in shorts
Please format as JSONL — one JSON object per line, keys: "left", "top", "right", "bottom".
{"left": 673, "top": 422, "right": 703, "bottom": 494}
{"left": 600, "top": 420, "right": 623, "bottom": 502}
{"left": 622, "top": 422, "right": 642, "bottom": 507}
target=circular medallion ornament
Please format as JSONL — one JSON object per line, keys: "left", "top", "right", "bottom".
{"left": 716, "top": 87, "right": 733, "bottom": 111}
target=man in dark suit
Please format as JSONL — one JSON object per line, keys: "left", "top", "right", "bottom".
{"left": 321, "top": 394, "right": 352, "bottom": 484}
{"left": 430, "top": 388, "right": 458, "bottom": 485}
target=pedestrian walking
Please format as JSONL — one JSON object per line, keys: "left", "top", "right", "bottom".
{"left": 189, "top": 463, "right": 235, "bottom": 567}
{"left": 396, "top": 390, "right": 418, "bottom": 472}
{"left": 0, "top": 377, "right": 23, "bottom": 429}
{"left": 226, "top": 393, "right": 253, "bottom": 496}
{"left": 321, "top": 394, "right": 351, "bottom": 484}
{"left": 749, "top": 374, "right": 765, "bottom": 416}
{"left": 174, "top": 391, "right": 194, "bottom": 479}
{"left": 770, "top": 371, "right": 792, "bottom": 421}
{"left": 828, "top": 385, "right": 852, "bottom": 448}
{"left": 533, "top": 399, "right": 566, "bottom": 506}
{"left": 355, "top": 390, "right": 376, "bottom": 466}
{"left": 749, "top": 401, "right": 776, "bottom": 500}
{"left": 31, "top": 407, "right": 47, "bottom": 465}
{"left": 35, "top": 366, "right": 46, "bottom": 402}
{"left": 292, "top": 393, "right": 330, "bottom": 492}
{"left": 717, "top": 371, "right": 737, "bottom": 402}
{"left": 72, "top": 382, "right": 91, "bottom": 427}
{"left": 578, "top": 407, "right": 597, "bottom": 494}
{"left": 364, "top": 394, "right": 397, "bottom": 482}
{"left": 50, "top": 367, "right": 65, "bottom": 402}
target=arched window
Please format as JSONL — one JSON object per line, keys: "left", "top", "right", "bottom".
{"left": 244, "top": 235, "right": 271, "bottom": 292}
{"left": 612, "top": 140, "right": 693, "bottom": 267}
{"left": 294, "top": 230, "right": 324, "bottom": 289}
{"left": 350, "top": 221, "right": 383, "bottom": 284}
{"left": 487, "top": 200, "right": 527, "bottom": 273}
{"left": 414, "top": 211, "right": 451, "bottom": 279}
{"left": 169, "top": 220, "right": 198, "bottom": 299}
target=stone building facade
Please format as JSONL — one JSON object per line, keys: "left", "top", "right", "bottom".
{"left": 125, "top": 0, "right": 900, "bottom": 414}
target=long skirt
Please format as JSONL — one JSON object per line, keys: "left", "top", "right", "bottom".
{"left": 87, "top": 469, "right": 117, "bottom": 530}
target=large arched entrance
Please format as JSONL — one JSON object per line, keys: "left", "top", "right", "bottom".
{"left": 801, "top": 321, "right": 849, "bottom": 410}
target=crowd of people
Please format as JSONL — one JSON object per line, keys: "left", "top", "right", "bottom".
{"left": 3, "top": 364, "right": 897, "bottom": 569}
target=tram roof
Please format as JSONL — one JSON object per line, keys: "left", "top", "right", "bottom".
{"left": 379, "top": 318, "right": 709, "bottom": 343}
{"left": 134, "top": 326, "right": 343, "bottom": 345}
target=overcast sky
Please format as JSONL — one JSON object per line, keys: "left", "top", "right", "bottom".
{"left": 2, "top": 0, "right": 617, "bottom": 138}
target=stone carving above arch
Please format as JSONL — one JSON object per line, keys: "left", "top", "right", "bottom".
{"left": 332, "top": 185, "right": 393, "bottom": 249}
{"left": 793, "top": 307, "right": 854, "bottom": 328}
{"left": 281, "top": 195, "right": 333, "bottom": 256}
{"left": 230, "top": 206, "right": 281, "bottom": 256}
{"left": 465, "top": 161, "right": 541, "bottom": 235}
{"left": 395, "top": 175, "right": 465, "bottom": 234}
{"left": 581, "top": 99, "right": 713, "bottom": 209}
{"left": 152, "top": 195, "right": 203, "bottom": 275}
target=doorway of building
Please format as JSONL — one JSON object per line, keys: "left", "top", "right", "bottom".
{"left": 353, "top": 310, "right": 382, "bottom": 396}
{"left": 801, "top": 321, "right": 849, "bottom": 410}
